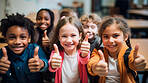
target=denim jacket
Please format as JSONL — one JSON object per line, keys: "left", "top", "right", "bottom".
{"left": 0, "top": 43, "right": 48, "bottom": 83}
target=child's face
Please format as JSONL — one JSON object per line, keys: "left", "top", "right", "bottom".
{"left": 59, "top": 23, "right": 81, "bottom": 53}
{"left": 5, "top": 26, "right": 30, "bottom": 54}
{"left": 102, "top": 24, "right": 128, "bottom": 56}
{"left": 82, "top": 19, "right": 98, "bottom": 41}
{"left": 36, "top": 10, "right": 51, "bottom": 30}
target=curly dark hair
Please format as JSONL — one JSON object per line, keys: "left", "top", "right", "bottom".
{"left": 0, "top": 13, "right": 35, "bottom": 43}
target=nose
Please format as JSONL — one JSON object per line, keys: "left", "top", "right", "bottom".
{"left": 109, "top": 37, "right": 114, "bottom": 43}
{"left": 41, "top": 19, "right": 46, "bottom": 23}
{"left": 66, "top": 37, "right": 72, "bottom": 43}
{"left": 88, "top": 27, "right": 92, "bottom": 32}
{"left": 14, "top": 38, "right": 21, "bottom": 44}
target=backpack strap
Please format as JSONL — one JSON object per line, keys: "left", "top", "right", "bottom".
{"left": 124, "top": 48, "right": 139, "bottom": 83}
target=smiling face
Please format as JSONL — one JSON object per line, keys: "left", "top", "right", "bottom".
{"left": 82, "top": 19, "right": 98, "bottom": 41}
{"left": 36, "top": 10, "right": 51, "bottom": 30}
{"left": 102, "top": 24, "right": 128, "bottom": 56}
{"left": 5, "top": 26, "right": 30, "bottom": 54}
{"left": 59, "top": 23, "right": 81, "bottom": 54}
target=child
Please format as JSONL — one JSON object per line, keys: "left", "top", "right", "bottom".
{"left": 60, "top": 8, "right": 78, "bottom": 19}
{"left": 34, "top": 8, "right": 55, "bottom": 82}
{"left": 34, "top": 8, "right": 54, "bottom": 58}
{"left": 80, "top": 13, "right": 102, "bottom": 54}
{"left": 87, "top": 16, "right": 147, "bottom": 83}
{"left": 48, "top": 16, "right": 90, "bottom": 83}
{"left": 0, "top": 13, "right": 48, "bottom": 83}
{"left": 80, "top": 13, "right": 102, "bottom": 83}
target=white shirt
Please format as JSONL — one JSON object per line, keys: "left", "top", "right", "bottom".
{"left": 62, "top": 51, "right": 80, "bottom": 83}
{"left": 106, "top": 55, "right": 120, "bottom": 83}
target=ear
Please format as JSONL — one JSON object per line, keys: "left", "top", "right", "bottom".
{"left": 28, "top": 35, "right": 31, "bottom": 43}
{"left": 79, "top": 33, "right": 82, "bottom": 40}
{"left": 124, "top": 33, "right": 129, "bottom": 41}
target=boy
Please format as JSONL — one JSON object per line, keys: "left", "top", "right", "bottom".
{"left": 80, "top": 13, "right": 102, "bottom": 54}
{"left": 0, "top": 13, "right": 48, "bottom": 83}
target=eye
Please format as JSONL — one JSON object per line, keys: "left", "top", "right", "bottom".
{"left": 20, "top": 36, "right": 27, "bottom": 40}
{"left": 113, "top": 34, "right": 119, "bottom": 38}
{"left": 102, "top": 35, "right": 108, "bottom": 39}
{"left": 45, "top": 18, "right": 49, "bottom": 21}
{"left": 37, "top": 17, "right": 42, "bottom": 20}
{"left": 72, "top": 35, "right": 76, "bottom": 37}
{"left": 91, "top": 25, "right": 96, "bottom": 29}
{"left": 62, "top": 35, "right": 67, "bottom": 38}
{"left": 8, "top": 36, "right": 15, "bottom": 40}
{"left": 84, "top": 25, "right": 89, "bottom": 29}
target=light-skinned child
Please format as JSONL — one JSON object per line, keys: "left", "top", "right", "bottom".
{"left": 0, "top": 13, "right": 48, "bottom": 83}
{"left": 60, "top": 8, "right": 78, "bottom": 19}
{"left": 80, "top": 13, "right": 102, "bottom": 54}
{"left": 34, "top": 8, "right": 55, "bottom": 82}
{"left": 80, "top": 13, "right": 102, "bottom": 83}
{"left": 48, "top": 16, "right": 90, "bottom": 83}
{"left": 87, "top": 16, "right": 147, "bottom": 83}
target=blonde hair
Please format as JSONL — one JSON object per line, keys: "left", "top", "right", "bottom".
{"left": 80, "top": 13, "right": 101, "bottom": 28}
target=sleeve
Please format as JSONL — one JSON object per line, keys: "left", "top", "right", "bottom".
{"left": 48, "top": 50, "right": 59, "bottom": 72}
{"left": 35, "top": 44, "right": 48, "bottom": 72}
{"left": 79, "top": 51, "right": 90, "bottom": 64}
{"left": 87, "top": 48, "right": 100, "bottom": 76}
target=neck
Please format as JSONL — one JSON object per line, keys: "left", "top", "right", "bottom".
{"left": 64, "top": 48, "right": 77, "bottom": 56}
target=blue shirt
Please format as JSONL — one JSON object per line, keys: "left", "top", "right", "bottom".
{"left": 0, "top": 43, "right": 48, "bottom": 83}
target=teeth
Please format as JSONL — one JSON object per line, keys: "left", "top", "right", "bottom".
{"left": 41, "top": 25, "right": 46, "bottom": 27}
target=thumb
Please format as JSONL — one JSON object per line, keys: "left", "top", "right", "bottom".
{"left": 44, "top": 30, "right": 48, "bottom": 38}
{"left": 2, "top": 47, "right": 8, "bottom": 59}
{"left": 98, "top": 50, "right": 105, "bottom": 62}
{"left": 84, "top": 33, "right": 89, "bottom": 42}
{"left": 34, "top": 46, "right": 39, "bottom": 58}
{"left": 53, "top": 44, "right": 59, "bottom": 54}
{"left": 134, "top": 43, "right": 139, "bottom": 59}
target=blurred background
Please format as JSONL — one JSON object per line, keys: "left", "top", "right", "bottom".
{"left": 0, "top": 0, "right": 148, "bottom": 83}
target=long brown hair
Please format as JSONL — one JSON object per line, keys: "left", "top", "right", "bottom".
{"left": 50, "top": 16, "right": 85, "bottom": 51}
{"left": 98, "top": 16, "right": 132, "bottom": 48}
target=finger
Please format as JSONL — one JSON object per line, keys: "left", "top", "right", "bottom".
{"left": 134, "top": 43, "right": 139, "bottom": 59}
{"left": 84, "top": 33, "right": 89, "bottom": 42}
{"left": 34, "top": 46, "right": 39, "bottom": 58}
{"left": 53, "top": 44, "right": 59, "bottom": 54}
{"left": 98, "top": 50, "right": 105, "bottom": 61}
{"left": 2, "top": 47, "right": 8, "bottom": 59}
{"left": 44, "top": 30, "right": 48, "bottom": 38}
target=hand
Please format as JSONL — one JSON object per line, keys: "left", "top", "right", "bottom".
{"left": 92, "top": 50, "right": 108, "bottom": 76}
{"left": 81, "top": 34, "right": 90, "bottom": 57}
{"left": 133, "top": 43, "right": 146, "bottom": 71}
{"left": 51, "top": 44, "right": 62, "bottom": 69}
{"left": 28, "top": 46, "right": 44, "bottom": 72}
{"left": 42, "top": 30, "right": 50, "bottom": 47}
{"left": 0, "top": 47, "right": 11, "bottom": 74}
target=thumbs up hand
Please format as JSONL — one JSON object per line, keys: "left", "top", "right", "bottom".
{"left": 133, "top": 44, "right": 146, "bottom": 71}
{"left": 51, "top": 44, "right": 62, "bottom": 69}
{"left": 42, "top": 30, "right": 50, "bottom": 47}
{"left": 92, "top": 50, "right": 108, "bottom": 76}
{"left": 81, "top": 34, "right": 90, "bottom": 58}
{"left": 0, "top": 47, "right": 11, "bottom": 74}
{"left": 28, "top": 46, "right": 44, "bottom": 72}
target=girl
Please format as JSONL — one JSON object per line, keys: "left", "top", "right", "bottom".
{"left": 48, "top": 16, "right": 90, "bottom": 83}
{"left": 34, "top": 8, "right": 54, "bottom": 58}
{"left": 87, "top": 16, "right": 147, "bottom": 83}
{"left": 34, "top": 8, "right": 54, "bottom": 82}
